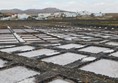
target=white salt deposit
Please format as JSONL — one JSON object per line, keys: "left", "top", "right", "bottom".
{"left": 49, "top": 79, "right": 70, "bottom": 83}
{"left": 106, "top": 42, "right": 118, "bottom": 46}
{"left": 0, "top": 41, "right": 17, "bottom": 44}
{"left": 79, "top": 46, "right": 110, "bottom": 53}
{"left": 102, "top": 35, "right": 111, "bottom": 38}
{"left": 24, "top": 39, "right": 41, "bottom": 41}
{"left": 81, "top": 36, "right": 93, "bottom": 39}
{"left": 0, "top": 46, "right": 35, "bottom": 53}
{"left": 0, "top": 59, "right": 7, "bottom": 68}
{"left": 64, "top": 37, "right": 77, "bottom": 41}
{"left": 110, "top": 52, "right": 118, "bottom": 57}
{"left": 43, "top": 37, "right": 57, "bottom": 40}
{"left": 0, "top": 66, "right": 40, "bottom": 83}
{"left": 0, "top": 45, "right": 15, "bottom": 49}
{"left": 18, "top": 77, "right": 35, "bottom": 83}
{"left": 13, "top": 29, "right": 26, "bottom": 33}
{"left": 0, "top": 39, "right": 17, "bottom": 41}
{"left": 80, "top": 59, "right": 118, "bottom": 78}
{"left": 81, "top": 57, "right": 96, "bottom": 62}
{"left": 58, "top": 44, "right": 85, "bottom": 49}
{"left": 104, "top": 49, "right": 114, "bottom": 53}
{"left": 18, "top": 49, "right": 59, "bottom": 58}
{"left": 42, "top": 52, "right": 86, "bottom": 65}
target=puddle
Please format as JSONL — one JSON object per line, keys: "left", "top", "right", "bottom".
{"left": 57, "top": 44, "right": 85, "bottom": 49}
{"left": 42, "top": 52, "right": 86, "bottom": 65}
{"left": 18, "top": 49, "right": 59, "bottom": 58}
{"left": 0, "top": 59, "right": 7, "bottom": 68}
{"left": 79, "top": 46, "right": 110, "bottom": 53}
{"left": 0, "top": 46, "right": 35, "bottom": 53}
{"left": 80, "top": 59, "right": 118, "bottom": 78}
{"left": 0, "top": 66, "right": 40, "bottom": 83}
{"left": 18, "top": 77, "right": 35, "bottom": 83}
{"left": 106, "top": 42, "right": 118, "bottom": 46}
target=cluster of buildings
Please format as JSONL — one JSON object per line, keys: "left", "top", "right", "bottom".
{"left": 0, "top": 11, "right": 104, "bottom": 20}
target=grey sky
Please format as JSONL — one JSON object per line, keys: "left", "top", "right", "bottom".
{"left": 0, "top": 0, "right": 117, "bottom": 13}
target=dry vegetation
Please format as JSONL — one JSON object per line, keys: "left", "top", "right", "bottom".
{"left": 0, "top": 19, "right": 118, "bottom": 29}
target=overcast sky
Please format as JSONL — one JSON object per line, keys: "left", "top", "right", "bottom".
{"left": 0, "top": 0, "right": 117, "bottom": 13}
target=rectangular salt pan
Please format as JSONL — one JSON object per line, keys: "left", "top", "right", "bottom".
{"left": 80, "top": 59, "right": 118, "bottom": 78}
{"left": 81, "top": 36, "right": 93, "bottom": 39}
{"left": 24, "top": 39, "right": 41, "bottom": 41}
{"left": 0, "top": 46, "right": 35, "bottom": 53}
{"left": 18, "top": 77, "right": 35, "bottom": 83}
{"left": 0, "top": 41, "right": 18, "bottom": 44}
{"left": 0, "top": 29, "right": 10, "bottom": 33}
{"left": 81, "top": 57, "right": 96, "bottom": 62}
{"left": 18, "top": 49, "right": 59, "bottom": 58}
{"left": 58, "top": 44, "right": 85, "bottom": 49}
{"left": 42, "top": 52, "right": 86, "bottom": 65}
{"left": 0, "top": 45, "right": 15, "bottom": 49}
{"left": 13, "top": 33, "right": 25, "bottom": 43}
{"left": 110, "top": 52, "right": 118, "bottom": 57}
{"left": 0, "top": 39, "right": 17, "bottom": 41}
{"left": 0, "top": 66, "right": 40, "bottom": 83}
{"left": 0, "top": 59, "right": 7, "bottom": 68}
{"left": 106, "top": 42, "right": 118, "bottom": 46}
{"left": 79, "top": 46, "right": 110, "bottom": 53}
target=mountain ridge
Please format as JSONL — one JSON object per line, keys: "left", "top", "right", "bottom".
{"left": 0, "top": 8, "right": 66, "bottom": 14}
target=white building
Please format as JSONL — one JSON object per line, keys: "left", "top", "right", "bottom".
{"left": 17, "top": 14, "right": 30, "bottom": 20}
{"left": 79, "top": 11, "right": 91, "bottom": 16}
{"left": 1, "top": 17, "right": 11, "bottom": 20}
{"left": 52, "top": 12, "right": 78, "bottom": 18}
{"left": 37, "top": 13, "right": 52, "bottom": 20}
{"left": 94, "top": 12, "right": 104, "bottom": 17}
{"left": 53, "top": 12, "right": 62, "bottom": 18}
{"left": 62, "top": 12, "right": 78, "bottom": 17}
